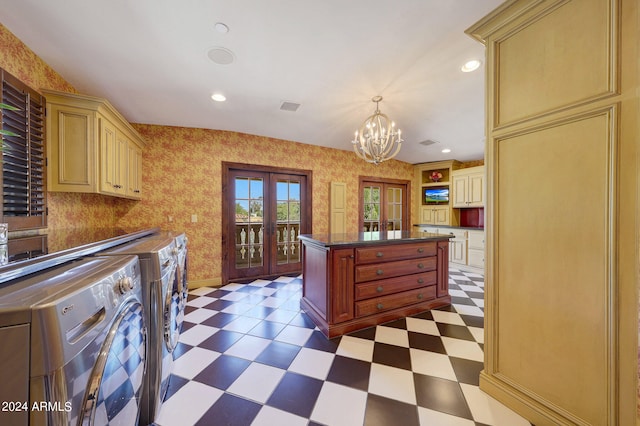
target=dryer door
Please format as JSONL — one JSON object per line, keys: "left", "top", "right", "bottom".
{"left": 79, "top": 301, "right": 147, "bottom": 425}
{"left": 164, "top": 263, "right": 181, "bottom": 352}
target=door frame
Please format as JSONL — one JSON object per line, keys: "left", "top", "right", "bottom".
{"left": 358, "top": 176, "right": 410, "bottom": 232}
{"left": 222, "top": 162, "right": 313, "bottom": 284}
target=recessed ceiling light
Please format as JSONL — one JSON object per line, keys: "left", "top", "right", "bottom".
{"left": 214, "top": 22, "right": 229, "bottom": 34}
{"left": 442, "top": 148, "right": 451, "bottom": 153}
{"left": 211, "top": 93, "right": 226, "bottom": 102}
{"left": 461, "top": 59, "right": 481, "bottom": 72}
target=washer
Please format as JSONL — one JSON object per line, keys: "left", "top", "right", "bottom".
{"left": 100, "top": 236, "right": 179, "bottom": 425}
{"left": 0, "top": 254, "right": 147, "bottom": 425}
{"left": 147, "top": 231, "right": 188, "bottom": 334}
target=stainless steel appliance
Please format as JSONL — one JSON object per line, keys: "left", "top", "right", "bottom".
{"left": 0, "top": 254, "right": 147, "bottom": 425}
{"left": 148, "top": 231, "right": 188, "bottom": 333}
{"left": 100, "top": 236, "right": 179, "bottom": 425}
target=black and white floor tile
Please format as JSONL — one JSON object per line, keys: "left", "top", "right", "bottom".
{"left": 154, "top": 267, "right": 531, "bottom": 426}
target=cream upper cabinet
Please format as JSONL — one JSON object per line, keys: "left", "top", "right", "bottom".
{"left": 452, "top": 166, "right": 484, "bottom": 208}
{"left": 44, "top": 89, "right": 145, "bottom": 200}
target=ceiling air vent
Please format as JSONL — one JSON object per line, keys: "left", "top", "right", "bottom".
{"left": 280, "top": 101, "right": 301, "bottom": 112}
{"left": 419, "top": 139, "right": 438, "bottom": 146}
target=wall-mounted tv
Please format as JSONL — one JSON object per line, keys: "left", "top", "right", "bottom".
{"left": 424, "top": 187, "right": 449, "bottom": 204}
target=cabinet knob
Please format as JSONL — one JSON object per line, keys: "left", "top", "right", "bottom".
{"left": 417, "top": 247, "right": 424, "bottom": 253}
{"left": 376, "top": 286, "right": 383, "bottom": 293}
{"left": 376, "top": 303, "right": 384, "bottom": 310}
{"left": 417, "top": 293, "right": 424, "bottom": 300}
{"left": 376, "top": 269, "right": 384, "bottom": 275}
{"left": 417, "top": 263, "right": 424, "bottom": 269}
{"left": 417, "top": 278, "right": 424, "bottom": 284}
{"left": 349, "top": 255, "right": 355, "bottom": 259}
{"left": 376, "top": 252, "right": 384, "bottom": 258}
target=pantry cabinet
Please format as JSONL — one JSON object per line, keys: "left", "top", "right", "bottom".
{"left": 43, "top": 90, "right": 145, "bottom": 200}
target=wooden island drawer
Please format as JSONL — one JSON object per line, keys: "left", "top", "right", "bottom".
{"left": 355, "top": 256, "right": 437, "bottom": 283}
{"left": 355, "top": 286, "right": 437, "bottom": 317}
{"left": 355, "top": 271, "right": 436, "bottom": 300}
{"left": 355, "top": 242, "right": 437, "bottom": 264}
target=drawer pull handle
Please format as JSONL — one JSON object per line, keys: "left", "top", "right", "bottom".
{"left": 417, "top": 248, "right": 424, "bottom": 253}
{"left": 376, "top": 252, "right": 384, "bottom": 258}
{"left": 376, "top": 303, "right": 384, "bottom": 310}
{"left": 417, "top": 293, "right": 424, "bottom": 300}
{"left": 376, "top": 286, "right": 383, "bottom": 293}
{"left": 417, "top": 278, "right": 424, "bottom": 284}
{"left": 417, "top": 263, "right": 424, "bottom": 269}
{"left": 376, "top": 269, "right": 384, "bottom": 275}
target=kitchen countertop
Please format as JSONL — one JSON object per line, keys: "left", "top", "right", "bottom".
{"left": 298, "top": 230, "right": 452, "bottom": 248}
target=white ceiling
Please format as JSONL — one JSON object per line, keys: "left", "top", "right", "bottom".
{"left": 0, "top": 0, "right": 503, "bottom": 164}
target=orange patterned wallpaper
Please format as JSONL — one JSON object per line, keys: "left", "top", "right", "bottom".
{"left": 1, "top": 23, "right": 119, "bottom": 233}
{"left": 1, "top": 22, "right": 414, "bottom": 284}
{"left": 115, "top": 125, "right": 415, "bottom": 283}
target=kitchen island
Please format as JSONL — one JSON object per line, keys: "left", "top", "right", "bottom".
{"left": 299, "top": 231, "right": 451, "bottom": 338}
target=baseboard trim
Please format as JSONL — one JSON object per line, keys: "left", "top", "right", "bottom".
{"left": 188, "top": 277, "right": 222, "bottom": 289}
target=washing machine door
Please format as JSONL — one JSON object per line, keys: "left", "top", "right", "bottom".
{"left": 164, "top": 263, "right": 181, "bottom": 352}
{"left": 79, "top": 301, "right": 147, "bottom": 426}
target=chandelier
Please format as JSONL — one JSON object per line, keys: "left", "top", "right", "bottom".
{"left": 351, "top": 96, "right": 403, "bottom": 165}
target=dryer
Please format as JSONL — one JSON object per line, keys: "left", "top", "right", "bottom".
{"left": 147, "top": 231, "right": 188, "bottom": 334}
{"left": 0, "top": 254, "right": 147, "bottom": 425}
{"left": 100, "top": 236, "right": 179, "bottom": 425}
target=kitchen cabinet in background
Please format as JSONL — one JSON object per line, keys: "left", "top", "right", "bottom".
{"left": 452, "top": 166, "right": 484, "bottom": 208}
{"left": 43, "top": 90, "right": 145, "bottom": 200}
{"left": 467, "top": 229, "right": 484, "bottom": 268}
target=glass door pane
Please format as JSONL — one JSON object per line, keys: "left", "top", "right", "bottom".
{"left": 275, "top": 179, "right": 301, "bottom": 265}
{"left": 363, "top": 185, "right": 381, "bottom": 232}
{"left": 386, "top": 186, "right": 403, "bottom": 231}
{"left": 234, "top": 176, "right": 264, "bottom": 269}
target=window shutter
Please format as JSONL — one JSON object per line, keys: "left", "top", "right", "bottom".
{"left": 1, "top": 69, "right": 47, "bottom": 230}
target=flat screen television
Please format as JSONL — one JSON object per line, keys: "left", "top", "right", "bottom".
{"left": 424, "top": 187, "right": 449, "bottom": 204}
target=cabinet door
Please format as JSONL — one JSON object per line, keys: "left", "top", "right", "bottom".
{"left": 433, "top": 206, "right": 449, "bottom": 225}
{"left": 47, "top": 104, "right": 96, "bottom": 192}
{"left": 127, "top": 143, "right": 143, "bottom": 199}
{"left": 452, "top": 174, "right": 468, "bottom": 207}
{"left": 420, "top": 206, "right": 435, "bottom": 224}
{"left": 330, "top": 248, "right": 355, "bottom": 323}
{"left": 100, "top": 116, "right": 125, "bottom": 196}
{"left": 467, "top": 173, "right": 484, "bottom": 207}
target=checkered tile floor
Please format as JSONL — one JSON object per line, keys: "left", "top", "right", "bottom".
{"left": 154, "top": 267, "right": 531, "bottom": 426}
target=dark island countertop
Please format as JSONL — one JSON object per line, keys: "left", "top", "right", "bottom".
{"left": 298, "top": 231, "right": 452, "bottom": 248}
{"left": 413, "top": 224, "right": 484, "bottom": 231}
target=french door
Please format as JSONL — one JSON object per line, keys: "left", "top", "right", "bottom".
{"left": 222, "top": 163, "right": 312, "bottom": 283}
{"left": 359, "top": 177, "right": 409, "bottom": 233}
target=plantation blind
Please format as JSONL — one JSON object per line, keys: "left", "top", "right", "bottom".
{"left": 1, "top": 68, "right": 47, "bottom": 230}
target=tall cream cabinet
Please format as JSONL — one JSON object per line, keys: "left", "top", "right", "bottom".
{"left": 44, "top": 90, "right": 145, "bottom": 200}
{"left": 467, "top": 0, "right": 638, "bottom": 425}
